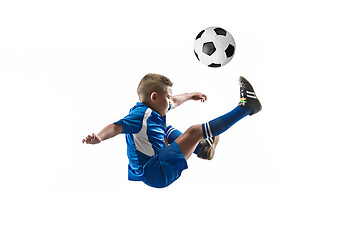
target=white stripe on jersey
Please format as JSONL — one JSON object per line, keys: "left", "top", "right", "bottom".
{"left": 133, "top": 108, "right": 155, "bottom": 156}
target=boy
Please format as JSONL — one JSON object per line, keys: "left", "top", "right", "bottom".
{"left": 82, "top": 74, "right": 261, "bottom": 188}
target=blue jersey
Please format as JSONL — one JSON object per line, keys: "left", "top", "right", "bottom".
{"left": 114, "top": 102, "right": 171, "bottom": 180}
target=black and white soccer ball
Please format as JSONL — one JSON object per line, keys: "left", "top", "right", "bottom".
{"left": 194, "top": 26, "right": 236, "bottom": 68}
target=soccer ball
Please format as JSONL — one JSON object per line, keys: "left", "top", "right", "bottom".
{"left": 194, "top": 26, "right": 236, "bottom": 68}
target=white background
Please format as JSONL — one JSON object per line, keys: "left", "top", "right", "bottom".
{"left": 1, "top": 0, "right": 359, "bottom": 239}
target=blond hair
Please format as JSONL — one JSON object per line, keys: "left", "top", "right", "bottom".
{"left": 137, "top": 73, "right": 173, "bottom": 103}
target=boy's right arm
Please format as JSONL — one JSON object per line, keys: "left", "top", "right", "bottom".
{"left": 82, "top": 124, "right": 123, "bottom": 144}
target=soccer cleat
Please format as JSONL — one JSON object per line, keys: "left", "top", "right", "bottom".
{"left": 239, "top": 76, "right": 262, "bottom": 115}
{"left": 197, "top": 136, "right": 220, "bottom": 160}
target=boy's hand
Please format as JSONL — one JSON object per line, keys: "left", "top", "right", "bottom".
{"left": 171, "top": 92, "right": 207, "bottom": 109}
{"left": 190, "top": 92, "right": 207, "bottom": 102}
{"left": 82, "top": 133, "right": 102, "bottom": 144}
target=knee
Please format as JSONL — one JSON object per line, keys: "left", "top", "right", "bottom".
{"left": 187, "top": 124, "right": 203, "bottom": 139}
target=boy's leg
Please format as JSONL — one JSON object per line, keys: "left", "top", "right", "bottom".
{"left": 202, "top": 105, "right": 252, "bottom": 138}
{"left": 166, "top": 125, "right": 219, "bottom": 159}
{"left": 175, "top": 125, "right": 204, "bottom": 160}
{"left": 174, "top": 106, "right": 250, "bottom": 160}
{"left": 166, "top": 125, "right": 201, "bottom": 155}
{"left": 175, "top": 76, "right": 262, "bottom": 160}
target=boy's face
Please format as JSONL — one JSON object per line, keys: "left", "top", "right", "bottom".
{"left": 152, "top": 86, "right": 172, "bottom": 117}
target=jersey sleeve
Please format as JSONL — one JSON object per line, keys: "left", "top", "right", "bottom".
{"left": 113, "top": 108, "right": 144, "bottom": 134}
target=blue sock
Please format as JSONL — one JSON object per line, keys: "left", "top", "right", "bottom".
{"left": 202, "top": 106, "right": 252, "bottom": 139}
{"left": 166, "top": 125, "right": 201, "bottom": 154}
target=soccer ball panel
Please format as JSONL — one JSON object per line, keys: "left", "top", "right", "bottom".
{"left": 194, "top": 38, "right": 203, "bottom": 53}
{"left": 225, "top": 44, "right": 235, "bottom": 58}
{"left": 197, "top": 53, "right": 212, "bottom": 66}
{"left": 210, "top": 50, "right": 226, "bottom": 64}
{"left": 213, "top": 35, "right": 228, "bottom": 51}
{"left": 199, "top": 29, "right": 217, "bottom": 43}
{"left": 202, "top": 42, "right": 216, "bottom": 56}
{"left": 208, "top": 63, "right": 221, "bottom": 68}
{"left": 213, "top": 27, "right": 227, "bottom": 36}
{"left": 195, "top": 30, "right": 205, "bottom": 40}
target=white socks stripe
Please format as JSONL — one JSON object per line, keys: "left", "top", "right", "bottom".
{"left": 204, "top": 122, "right": 214, "bottom": 139}
{"left": 165, "top": 127, "right": 176, "bottom": 139}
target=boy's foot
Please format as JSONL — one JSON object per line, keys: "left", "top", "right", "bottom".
{"left": 197, "top": 136, "right": 220, "bottom": 160}
{"left": 238, "top": 76, "right": 262, "bottom": 115}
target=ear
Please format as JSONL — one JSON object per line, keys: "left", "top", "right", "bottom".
{"left": 150, "top": 92, "right": 157, "bottom": 102}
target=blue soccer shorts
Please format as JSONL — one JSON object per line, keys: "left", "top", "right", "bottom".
{"left": 141, "top": 141, "right": 188, "bottom": 188}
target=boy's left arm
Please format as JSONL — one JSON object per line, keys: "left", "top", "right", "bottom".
{"left": 171, "top": 92, "right": 207, "bottom": 109}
